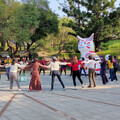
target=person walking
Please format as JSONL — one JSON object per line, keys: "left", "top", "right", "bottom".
{"left": 4, "top": 56, "right": 12, "bottom": 81}
{"left": 25, "top": 58, "right": 47, "bottom": 92}
{"left": 113, "top": 56, "right": 118, "bottom": 81}
{"left": 47, "top": 56, "right": 67, "bottom": 91}
{"left": 79, "top": 57, "right": 87, "bottom": 76}
{"left": 100, "top": 56, "right": 108, "bottom": 85}
{"left": 83, "top": 55, "right": 100, "bottom": 88}
{"left": 107, "top": 55, "right": 115, "bottom": 83}
{"left": 67, "top": 55, "right": 84, "bottom": 89}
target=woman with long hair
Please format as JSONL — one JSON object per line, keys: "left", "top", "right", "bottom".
{"left": 25, "top": 58, "right": 47, "bottom": 92}
{"left": 67, "top": 55, "right": 84, "bottom": 89}
{"left": 100, "top": 56, "right": 108, "bottom": 85}
{"left": 107, "top": 55, "right": 115, "bottom": 83}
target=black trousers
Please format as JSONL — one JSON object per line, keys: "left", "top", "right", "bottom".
{"left": 72, "top": 70, "right": 83, "bottom": 86}
{"left": 39, "top": 68, "right": 45, "bottom": 75}
{"left": 114, "top": 67, "right": 118, "bottom": 80}
{"left": 51, "top": 70, "right": 65, "bottom": 90}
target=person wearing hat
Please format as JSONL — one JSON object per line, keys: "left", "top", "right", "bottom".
{"left": 47, "top": 56, "right": 68, "bottom": 91}
{"left": 4, "top": 56, "right": 12, "bottom": 81}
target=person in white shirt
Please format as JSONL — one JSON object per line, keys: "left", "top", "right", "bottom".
{"left": 6, "top": 59, "right": 23, "bottom": 91}
{"left": 47, "top": 56, "right": 68, "bottom": 91}
{"left": 83, "top": 55, "right": 100, "bottom": 88}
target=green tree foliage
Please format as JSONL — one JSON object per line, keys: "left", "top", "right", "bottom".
{"left": 59, "top": 0, "right": 120, "bottom": 51}
{"left": 39, "top": 17, "right": 78, "bottom": 56}
{"left": 0, "top": 0, "right": 59, "bottom": 58}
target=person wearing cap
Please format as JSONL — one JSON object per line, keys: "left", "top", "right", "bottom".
{"left": 47, "top": 56, "right": 68, "bottom": 91}
{"left": 83, "top": 55, "right": 100, "bottom": 88}
{"left": 4, "top": 56, "right": 12, "bottom": 81}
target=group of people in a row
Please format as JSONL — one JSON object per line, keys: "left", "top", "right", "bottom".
{"left": 0, "top": 54, "right": 119, "bottom": 92}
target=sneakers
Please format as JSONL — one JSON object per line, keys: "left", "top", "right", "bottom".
{"left": 73, "top": 86, "right": 77, "bottom": 90}
{"left": 50, "top": 89, "right": 53, "bottom": 91}
{"left": 110, "top": 81, "right": 114, "bottom": 83}
{"left": 63, "top": 88, "right": 66, "bottom": 91}
{"left": 9, "top": 89, "right": 12, "bottom": 92}
{"left": 18, "top": 89, "right": 21, "bottom": 92}
{"left": 81, "top": 84, "right": 84, "bottom": 88}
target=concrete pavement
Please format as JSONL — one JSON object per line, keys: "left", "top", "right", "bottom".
{"left": 0, "top": 72, "right": 120, "bottom": 120}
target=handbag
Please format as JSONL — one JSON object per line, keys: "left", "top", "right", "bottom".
{"left": 19, "top": 73, "right": 27, "bottom": 82}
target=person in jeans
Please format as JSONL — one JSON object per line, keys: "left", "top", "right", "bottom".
{"left": 4, "top": 56, "right": 12, "bottom": 81}
{"left": 100, "top": 56, "right": 108, "bottom": 85}
{"left": 83, "top": 55, "right": 100, "bottom": 88}
{"left": 67, "top": 55, "right": 84, "bottom": 89}
{"left": 107, "top": 55, "right": 115, "bottom": 83}
{"left": 47, "top": 56, "right": 67, "bottom": 91}
{"left": 79, "top": 57, "right": 86, "bottom": 76}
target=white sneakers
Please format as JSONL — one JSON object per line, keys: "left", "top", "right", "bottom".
{"left": 18, "top": 89, "right": 22, "bottom": 91}
{"left": 81, "top": 84, "right": 84, "bottom": 88}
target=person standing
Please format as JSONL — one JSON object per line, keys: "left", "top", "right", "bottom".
{"left": 39, "top": 57, "right": 46, "bottom": 75}
{"left": 4, "top": 56, "right": 12, "bottom": 81}
{"left": 25, "top": 58, "right": 47, "bottom": 92}
{"left": 100, "top": 56, "right": 108, "bottom": 85}
{"left": 113, "top": 56, "right": 118, "bottom": 81}
{"left": 7, "top": 59, "right": 22, "bottom": 91}
{"left": 47, "top": 56, "right": 67, "bottom": 91}
{"left": 67, "top": 55, "right": 84, "bottom": 89}
{"left": 83, "top": 55, "right": 100, "bottom": 88}
{"left": 60, "top": 58, "right": 67, "bottom": 75}
{"left": 107, "top": 55, "right": 115, "bottom": 83}
{"left": 79, "top": 58, "right": 87, "bottom": 76}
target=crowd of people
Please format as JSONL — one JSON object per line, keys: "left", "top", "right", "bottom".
{"left": 0, "top": 54, "right": 119, "bottom": 92}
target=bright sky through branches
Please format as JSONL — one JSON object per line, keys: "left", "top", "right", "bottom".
{"left": 48, "top": 0, "right": 120, "bottom": 17}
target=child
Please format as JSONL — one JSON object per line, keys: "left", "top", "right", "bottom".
{"left": 67, "top": 55, "right": 84, "bottom": 89}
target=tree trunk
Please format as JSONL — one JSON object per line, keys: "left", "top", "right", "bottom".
{"left": 1, "top": 41, "right": 6, "bottom": 51}
{"left": 27, "top": 43, "right": 33, "bottom": 60}
{"left": 94, "top": 40, "right": 101, "bottom": 52}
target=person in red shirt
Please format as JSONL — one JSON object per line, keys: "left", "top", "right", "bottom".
{"left": 39, "top": 58, "right": 46, "bottom": 75}
{"left": 67, "top": 55, "right": 84, "bottom": 89}
{"left": 80, "top": 58, "right": 87, "bottom": 76}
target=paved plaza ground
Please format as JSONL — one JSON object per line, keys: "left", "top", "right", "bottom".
{"left": 0, "top": 71, "right": 120, "bottom": 120}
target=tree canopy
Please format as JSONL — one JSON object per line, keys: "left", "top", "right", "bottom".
{"left": 0, "top": 0, "right": 59, "bottom": 58}
{"left": 59, "top": 0, "right": 120, "bottom": 51}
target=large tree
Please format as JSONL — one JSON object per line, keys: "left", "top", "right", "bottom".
{"left": 58, "top": 0, "right": 120, "bottom": 51}
{"left": 2, "top": 0, "right": 59, "bottom": 58}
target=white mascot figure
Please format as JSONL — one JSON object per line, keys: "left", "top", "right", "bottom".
{"left": 77, "top": 33, "right": 100, "bottom": 74}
